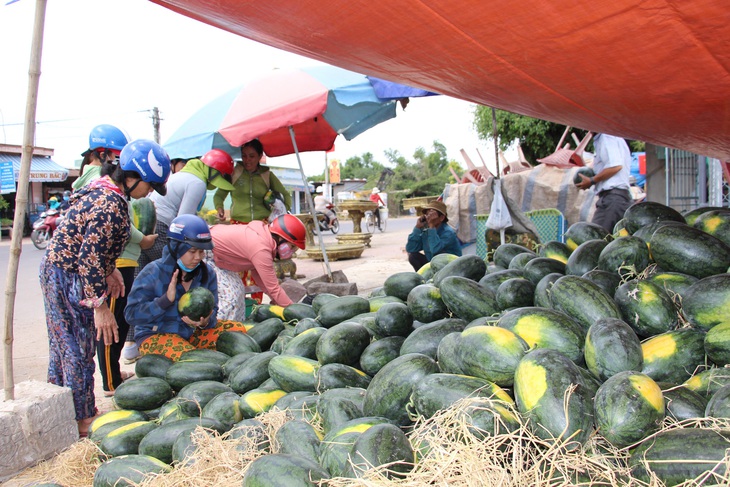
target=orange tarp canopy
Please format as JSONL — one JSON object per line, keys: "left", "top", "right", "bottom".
{"left": 152, "top": 0, "right": 730, "bottom": 159}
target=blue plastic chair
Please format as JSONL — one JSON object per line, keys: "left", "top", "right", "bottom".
{"left": 524, "top": 209, "right": 567, "bottom": 243}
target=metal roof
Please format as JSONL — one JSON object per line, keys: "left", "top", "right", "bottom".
{"left": 0, "top": 153, "right": 69, "bottom": 182}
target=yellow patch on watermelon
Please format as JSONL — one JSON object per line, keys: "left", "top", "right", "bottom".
{"left": 334, "top": 423, "right": 375, "bottom": 437}
{"left": 544, "top": 252, "right": 568, "bottom": 264}
{"left": 566, "top": 239, "right": 579, "bottom": 251}
{"left": 493, "top": 404, "right": 519, "bottom": 423}
{"left": 90, "top": 410, "right": 145, "bottom": 434}
{"left": 299, "top": 327, "right": 321, "bottom": 336}
{"left": 701, "top": 216, "right": 723, "bottom": 233}
{"left": 242, "top": 389, "right": 287, "bottom": 413}
{"left": 243, "top": 324, "right": 255, "bottom": 332}
{"left": 105, "top": 421, "right": 149, "bottom": 438}
{"left": 489, "top": 384, "right": 515, "bottom": 404}
{"left": 513, "top": 316, "right": 547, "bottom": 348}
{"left": 629, "top": 374, "right": 665, "bottom": 412}
{"left": 583, "top": 335, "right": 597, "bottom": 371}
{"left": 464, "top": 325, "right": 521, "bottom": 350}
{"left": 683, "top": 374, "right": 702, "bottom": 391}
{"left": 695, "top": 303, "right": 730, "bottom": 327}
{"left": 286, "top": 357, "right": 319, "bottom": 374}
{"left": 514, "top": 361, "right": 547, "bottom": 411}
{"left": 417, "top": 262, "right": 432, "bottom": 276}
{"left": 641, "top": 334, "right": 677, "bottom": 363}
{"left": 269, "top": 305, "right": 286, "bottom": 319}
{"left": 178, "top": 293, "right": 191, "bottom": 309}
{"left": 638, "top": 282, "right": 659, "bottom": 304}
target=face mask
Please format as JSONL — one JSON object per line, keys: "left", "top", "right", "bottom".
{"left": 277, "top": 242, "right": 294, "bottom": 260}
{"left": 177, "top": 258, "right": 200, "bottom": 273}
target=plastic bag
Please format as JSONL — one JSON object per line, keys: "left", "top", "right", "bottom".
{"left": 486, "top": 178, "right": 512, "bottom": 231}
{"left": 267, "top": 198, "right": 287, "bottom": 223}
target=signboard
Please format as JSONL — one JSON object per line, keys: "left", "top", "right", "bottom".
{"left": 329, "top": 159, "right": 341, "bottom": 184}
{"left": 0, "top": 160, "right": 15, "bottom": 194}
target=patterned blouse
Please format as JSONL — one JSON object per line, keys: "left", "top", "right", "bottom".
{"left": 45, "top": 176, "right": 130, "bottom": 308}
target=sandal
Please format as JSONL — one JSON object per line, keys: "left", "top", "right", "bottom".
{"left": 121, "top": 371, "right": 135, "bottom": 381}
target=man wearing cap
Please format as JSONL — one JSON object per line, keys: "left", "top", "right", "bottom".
{"left": 406, "top": 200, "right": 462, "bottom": 271}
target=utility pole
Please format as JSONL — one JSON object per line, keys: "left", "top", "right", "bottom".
{"left": 151, "top": 107, "right": 161, "bottom": 143}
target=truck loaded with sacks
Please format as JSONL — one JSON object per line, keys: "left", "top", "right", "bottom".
{"left": 34, "top": 201, "right": 730, "bottom": 486}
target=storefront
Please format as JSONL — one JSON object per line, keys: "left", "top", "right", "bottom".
{"left": 0, "top": 144, "right": 69, "bottom": 233}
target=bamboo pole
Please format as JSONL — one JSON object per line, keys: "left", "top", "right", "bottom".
{"left": 3, "top": 0, "right": 47, "bottom": 401}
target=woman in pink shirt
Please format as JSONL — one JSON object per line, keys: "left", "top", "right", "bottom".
{"left": 206, "top": 214, "right": 306, "bottom": 320}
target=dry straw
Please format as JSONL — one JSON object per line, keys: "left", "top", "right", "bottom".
{"left": 6, "top": 399, "right": 730, "bottom": 486}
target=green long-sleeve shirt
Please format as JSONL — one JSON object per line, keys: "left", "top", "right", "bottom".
{"left": 214, "top": 165, "right": 291, "bottom": 222}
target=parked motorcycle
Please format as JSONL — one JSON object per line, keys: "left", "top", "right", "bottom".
{"left": 31, "top": 209, "right": 62, "bottom": 250}
{"left": 316, "top": 203, "right": 340, "bottom": 234}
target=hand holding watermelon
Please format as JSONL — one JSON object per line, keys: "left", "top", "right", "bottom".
{"left": 178, "top": 287, "right": 216, "bottom": 329}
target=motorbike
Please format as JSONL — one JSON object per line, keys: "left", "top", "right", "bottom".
{"left": 31, "top": 209, "right": 62, "bottom": 250}
{"left": 316, "top": 203, "right": 340, "bottom": 234}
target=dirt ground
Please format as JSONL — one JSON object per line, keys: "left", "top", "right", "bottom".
{"left": 0, "top": 216, "right": 421, "bottom": 415}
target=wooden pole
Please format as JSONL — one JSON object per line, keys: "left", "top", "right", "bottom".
{"left": 3, "top": 0, "right": 47, "bottom": 402}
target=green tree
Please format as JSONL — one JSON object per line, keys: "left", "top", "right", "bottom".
{"left": 473, "top": 107, "right": 646, "bottom": 164}
{"left": 473, "top": 107, "right": 568, "bottom": 164}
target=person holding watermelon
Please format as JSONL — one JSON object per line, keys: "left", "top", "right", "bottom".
{"left": 125, "top": 214, "right": 250, "bottom": 361}
{"left": 39, "top": 139, "right": 171, "bottom": 437}
{"left": 205, "top": 213, "right": 308, "bottom": 320}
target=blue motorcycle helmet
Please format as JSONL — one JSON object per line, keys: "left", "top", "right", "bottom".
{"left": 167, "top": 214, "right": 214, "bottom": 251}
{"left": 119, "top": 139, "right": 171, "bottom": 196}
{"left": 82, "top": 124, "right": 130, "bottom": 157}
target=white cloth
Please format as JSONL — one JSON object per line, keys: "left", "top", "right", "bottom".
{"left": 313, "top": 194, "right": 329, "bottom": 211}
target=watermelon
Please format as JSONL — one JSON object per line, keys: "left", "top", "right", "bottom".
{"left": 565, "top": 239, "right": 608, "bottom": 276}
{"left": 359, "top": 336, "right": 406, "bottom": 376}
{"left": 683, "top": 206, "right": 730, "bottom": 226}
{"left": 274, "top": 420, "right": 322, "bottom": 464}
{"left": 513, "top": 348, "right": 594, "bottom": 447}
{"left": 522, "top": 257, "right": 566, "bottom": 285}
{"left": 492, "top": 243, "right": 534, "bottom": 268}
{"left": 538, "top": 240, "right": 572, "bottom": 264}
{"left": 495, "top": 278, "right": 536, "bottom": 310}
{"left": 239, "top": 388, "right": 288, "bottom": 418}
{"left": 683, "top": 367, "right": 730, "bottom": 398}
{"left": 383, "top": 271, "right": 426, "bottom": 300}
{"left": 399, "top": 317, "right": 467, "bottom": 359}
{"left": 93, "top": 454, "right": 171, "bottom": 487}
{"left": 135, "top": 354, "right": 173, "bottom": 380}
{"left": 593, "top": 371, "right": 664, "bottom": 448}
{"left": 680, "top": 273, "right": 730, "bottom": 331}
{"left": 549, "top": 275, "right": 621, "bottom": 331}
{"left": 641, "top": 329, "right": 706, "bottom": 384}
{"left": 177, "top": 287, "right": 215, "bottom": 322}
{"left": 242, "top": 454, "right": 330, "bottom": 486}
{"left": 113, "top": 377, "right": 173, "bottom": 411}
{"left": 316, "top": 363, "right": 371, "bottom": 392}
{"left": 704, "top": 322, "right": 730, "bottom": 366}
{"left": 282, "top": 327, "right": 327, "bottom": 359}
{"left": 533, "top": 272, "right": 562, "bottom": 309}
{"left": 432, "top": 254, "right": 487, "bottom": 286}
{"left": 410, "top": 373, "right": 512, "bottom": 419}
{"left": 316, "top": 321, "right": 371, "bottom": 366}
{"left": 406, "top": 283, "right": 449, "bottom": 323}
{"left": 176, "top": 380, "right": 233, "bottom": 416}
{"left": 630, "top": 428, "right": 730, "bottom": 485}
{"left": 564, "top": 222, "right": 609, "bottom": 251}
{"left": 622, "top": 201, "right": 686, "bottom": 235}
{"left": 345, "top": 423, "right": 415, "bottom": 479}
{"left": 613, "top": 279, "right": 678, "bottom": 338}
{"left": 316, "top": 388, "right": 366, "bottom": 434}
{"left": 584, "top": 318, "right": 643, "bottom": 381}
{"left": 650, "top": 224, "right": 730, "bottom": 279}
{"left": 705, "top": 384, "right": 730, "bottom": 418}
{"left": 658, "top": 382, "right": 708, "bottom": 421}
{"left": 692, "top": 209, "right": 730, "bottom": 247}
{"left": 362, "top": 353, "right": 439, "bottom": 426}
{"left": 497, "top": 307, "right": 586, "bottom": 364}
{"left": 317, "top": 295, "right": 371, "bottom": 327}
{"left": 508, "top": 251, "right": 538, "bottom": 270}
{"left": 200, "top": 391, "right": 243, "bottom": 429}
{"left": 572, "top": 166, "right": 595, "bottom": 185}
{"left": 99, "top": 421, "right": 159, "bottom": 457}
{"left": 597, "top": 236, "right": 649, "bottom": 277}
{"left": 131, "top": 198, "right": 157, "bottom": 236}
{"left": 375, "top": 302, "right": 414, "bottom": 337}
{"left": 458, "top": 325, "right": 528, "bottom": 386}
{"left": 478, "top": 269, "right": 525, "bottom": 294}
{"left": 438, "top": 276, "right": 499, "bottom": 322}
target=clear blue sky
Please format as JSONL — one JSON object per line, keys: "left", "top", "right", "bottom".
{"left": 0, "top": 0, "right": 501, "bottom": 176}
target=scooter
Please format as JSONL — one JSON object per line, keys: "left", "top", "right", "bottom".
{"left": 31, "top": 209, "right": 62, "bottom": 250}
{"left": 316, "top": 203, "right": 340, "bottom": 234}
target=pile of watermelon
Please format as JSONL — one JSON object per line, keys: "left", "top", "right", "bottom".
{"left": 87, "top": 201, "right": 730, "bottom": 487}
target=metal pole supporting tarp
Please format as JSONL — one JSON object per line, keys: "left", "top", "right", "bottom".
{"left": 4, "top": 0, "right": 47, "bottom": 401}
{"left": 289, "top": 126, "right": 333, "bottom": 281}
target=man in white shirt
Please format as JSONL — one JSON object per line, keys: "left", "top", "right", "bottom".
{"left": 576, "top": 133, "right": 633, "bottom": 232}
